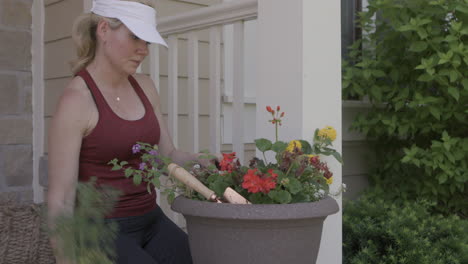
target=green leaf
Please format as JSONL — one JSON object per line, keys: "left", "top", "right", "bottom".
{"left": 211, "top": 180, "right": 230, "bottom": 197}
{"left": 395, "top": 101, "right": 404, "bottom": 111}
{"left": 398, "top": 25, "right": 414, "bottom": 32}
{"left": 285, "top": 178, "right": 303, "bottom": 194}
{"left": 417, "top": 28, "right": 428, "bottom": 39}
{"left": 133, "top": 174, "right": 142, "bottom": 186}
{"left": 401, "top": 155, "right": 411, "bottom": 163}
{"left": 417, "top": 73, "right": 433, "bottom": 82}
{"left": 167, "top": 192, "right": 175, "bottom": 204}
{"left": 332, "top": 151, "right": 344, "bottom": 164}
{"left": 124, "top": 168, "right": 133, "bottom": 178}
{"left": 152, "top": 177, "right": 160, "bottom": 188}
{"left": 372, "top": 70, "right": 386, "bottom": 77}
{"left": 429, "top": 107, "right": 441, "bottom": 120}
{"left": 455, "top": 5, "right": 468, "bottom": 14}
{"left": 255, "top": 138, "right": 272, "bottom": 152}
{"left": 462, "top": 79, "right": 468, "bottom": 91}
{"left": 298, "top": 140, "right": 312, "bottom": 154}
{"left": 438, "top": 174, "right": 448, "bottom": 184}
{"left": 409, "top": 41, "right": 428, "bottom": 52}
{"left": 444, "top": 35, "right": 458, "bottom": 42}
{"left": 119, "top": 161, "right": 128, "bottom": 166}
{"left": 111, "top": 165, "right": 121, "bottom": 171}
{"left": 448, "top": 87, "right": 460, "bottom": 101}
{"left": 371, "top": 86, "right": 383, "bottom": 101}
{"left": 272, "top": 141, "right": 288, "bottom": 153}
{"left": 268, "top": 190, "right": 292, "bottom": 204}
{"left": 449, "top": 70, "right": 458, "bottom": 82}
{"left": 363, "top": 70, "right": 372, "bottom": 80}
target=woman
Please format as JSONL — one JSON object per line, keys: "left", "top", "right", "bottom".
{"left": 47, "top": 0, "right": 214, "bottom": 263}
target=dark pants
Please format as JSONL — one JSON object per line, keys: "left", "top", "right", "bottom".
{"left": 105, "top": 206, "right": 193, "bottom": 264}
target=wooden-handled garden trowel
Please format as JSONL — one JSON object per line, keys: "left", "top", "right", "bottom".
{"left": 168, "top": 163, "right": 250, "bottom": 204}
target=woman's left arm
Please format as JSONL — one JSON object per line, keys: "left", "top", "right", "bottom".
{"left": 134, "top": 74, "right": 220, "bottom": 167}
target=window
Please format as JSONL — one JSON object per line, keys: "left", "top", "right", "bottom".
{"left": 341, "top": 0, "right": 362, "bottom": 60}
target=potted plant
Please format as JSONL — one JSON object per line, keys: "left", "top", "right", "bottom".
{"left": 110, "top": 106, "right": 343, "bottom": 264}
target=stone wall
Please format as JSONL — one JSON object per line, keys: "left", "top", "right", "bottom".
{"left": 0, "top": 0, "right": 34, "bottom": 202}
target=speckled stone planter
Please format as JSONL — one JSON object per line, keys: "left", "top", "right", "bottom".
{"left": 171, "top": 196, "right": 339, "bottom": 264}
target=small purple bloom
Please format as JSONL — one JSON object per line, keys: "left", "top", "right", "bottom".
{"left": 149, "top": 150, "right": 158, "bottom": 156}
{"left": 139, "top": 162, "right": 146, "bottom": 170}
{"left": 132, "top": 144, "right": 141, "bottom": 154}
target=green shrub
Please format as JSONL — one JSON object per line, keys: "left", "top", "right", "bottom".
{"left": 343, "top": 190, "right": 468, "bottom": 264}
{"left": 342, "top": 0, "right": 468, "bottom": 216}
{"left": 47, "top": 179, "right": 120, "bottom": 264}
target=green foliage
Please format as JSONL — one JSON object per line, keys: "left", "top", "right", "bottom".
{"left": 343, "top": 190, "right": 468, "bottom": 264}
{"left": 342, "top": 0, "right": 468, "bottom": 216}
{"left": 48, "top": 178, "right": 121, "bottom": 264}
{"left": 187, "top": 122, "right": 342, "bottom": 204}
{"left": 109, "top": 142, "right": 180, "bottom": 203}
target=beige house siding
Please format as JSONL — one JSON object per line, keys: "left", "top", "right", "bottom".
{"left": 43, "top": 0, "right": 81, "bottom": 155}
{"left": 0, "top": 0, "right": 34, "bottom": 202}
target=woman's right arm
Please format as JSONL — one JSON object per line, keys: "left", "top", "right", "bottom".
{"left": 47, "top": 77, "right": 94, "bottom": 264}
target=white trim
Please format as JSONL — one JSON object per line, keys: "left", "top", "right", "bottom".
{"left": 158, "top": 0, "right": 257, "bottom": 36}
{"left": 209, "top": 26, "right": 221, "bottom": 154}
{"left": 222, "top": 95, "right": 256, "bottom": 104}
{"left": 149, "top": 45, "right": 160, "bottom": 93}
{"left": 187, "top": 32, "right": 199, "bottom": 153}
{"left": 168, "top": 36, "right": 179, "bottom": 148}
{"left": 32, "top": 0, "right": 45, "bottom": 203}
{"left": 232, "top": 21, "right": 245, "bottom": 163}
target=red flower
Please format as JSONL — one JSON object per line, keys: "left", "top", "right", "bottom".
{"left": 262, "top": 177, "right": 276, "bottom": 191}
{"left": 266, "top": 106, "right": 273, "bottom": 113}
{"left": 277, "top": 106, "right": 280, "bottom": 111}
{"left": 242, "top": 169, "right": 263, "bottom": 193}
{"left": 310, "top": 156, "right": 320, "bottom": 164}
{"left": 242, "top": 169, "right": 277, "bottom": 194}
{"left": 280, "top": 112, "right": 285, "bottom": 117}
{"left": 220, "top": 152, "right": 237, "bottom": 172}
{"left": 267, "top": 169, "right": 278, "bottom": 179}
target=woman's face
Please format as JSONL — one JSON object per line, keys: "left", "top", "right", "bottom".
{"left": 99, "top": 21, "right": 150, "bottom": 75}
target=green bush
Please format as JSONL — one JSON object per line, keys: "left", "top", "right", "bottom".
{"left": 343, "top": 190, "right": 468, "bottom": 264}
{"left": 342, "top": 0, "right": 468, "bottom": 216}
{"left": 47, "top": 179, "right": 120, "bottom": 264}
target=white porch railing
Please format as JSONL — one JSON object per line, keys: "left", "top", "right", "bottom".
{"left": 150, "top": 0, "right": 258, "bottom": 162}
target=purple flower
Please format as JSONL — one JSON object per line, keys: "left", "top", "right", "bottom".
{"left": 139, "top": 162, "right": 146, "bottom": 170}
{"left": 149, "top": 150, "right": 158, "bottom": 156}
{"left": 132, "top": 144, "right": 141, "bottom": 154}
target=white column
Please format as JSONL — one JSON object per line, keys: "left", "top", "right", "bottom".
{"left": 32, "top": 0, "right": 45, "bottom": 203}
{"left": 256, "top": 1, "right": 342, "bottom": 263}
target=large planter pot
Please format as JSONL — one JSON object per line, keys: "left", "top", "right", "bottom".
{"left": 171, "top": 196, "right": 339, "bottom": 264}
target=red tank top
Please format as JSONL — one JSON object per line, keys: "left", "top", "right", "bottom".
{"left": 77, "top": 69, "right": 160, "bottom": 218}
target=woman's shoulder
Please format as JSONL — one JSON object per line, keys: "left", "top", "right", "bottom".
{"left": 61, "top": 75, "right": 93, "bottom": 104}
{"left": 54, "top": 75, "right": 95, "bottom": 118}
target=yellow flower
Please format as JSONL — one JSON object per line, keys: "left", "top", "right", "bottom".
{"left": 325, "top": 177, "right": 333, "bottom": 185}
{"left": 318, "top": 126, "right": 337, "bottom": 141}
{"left": 286, "top": 140, "right": 302, "bottom": 153}
{"left": 306, "top": 154, "right": 317, "bottom": 158}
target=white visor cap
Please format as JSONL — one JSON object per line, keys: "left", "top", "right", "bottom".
{"left": 91, "top": 0, "right": 167, "bottom": 47}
